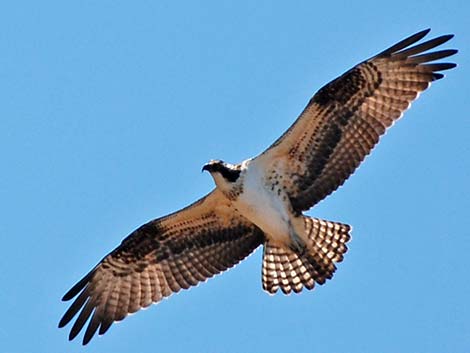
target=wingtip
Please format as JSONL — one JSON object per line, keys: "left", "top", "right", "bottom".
{"left": 438, "top": 33, "right": 455, "bottom": 45}
{"left": 445, "top": 62, "right": 458, "bottom": 69}
{"left": 420, "top": 28, "right": 431, "bottom": 36}
{"left": 82, "top": 335, "right": 92, "bottom": 346}
{"left": 431, "top": 61, "right": 458, "bottom": 80}
{"left": 58, "top": 317, "right": 67, "bottom": 329}
{"left": 61, "top": 292, "right": 72, "bottom": 302}
{"left": 98, "top": 319, "right": 113, "bottom": 335}
{"left": 61, "top": 270, "right": 94, "bottom": 301}
{"left": 376, "top": 28, "right": 433, "bottom": 57}
{"left": 413, "top": 28, "right": 432, "bottom": 41}
{"left": 68, "top": 328, "right": 80, "bottom": 342}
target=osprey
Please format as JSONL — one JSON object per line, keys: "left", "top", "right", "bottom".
{"left": 59, "top": 29, "right": 457, "bottom": 344}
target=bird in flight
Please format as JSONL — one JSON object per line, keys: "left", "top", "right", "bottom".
{"left": 59, "top": 29, "right": 457, "bottom": 344}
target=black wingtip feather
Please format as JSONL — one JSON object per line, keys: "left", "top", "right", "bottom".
{"left": 62, "top": 270, "right": 93, "bottom": 301}
{"left": 98, "top": 319, "right": 113, "bottom": 335}
{"left": 424, "top": 63, "right": 457, "bottom": 71}
{"left": 409, "top": 49, "right": 459, "bottom": 64}
{"left": 378, "top": 28, "right": 431, "bottom": 56}
{"left": 58, "top": 289, "right": 89, "bottom": 328}
{"left": 69, "top": 306, "right": 92, "bottom": 340}
{"left": 83, "top": 312, "right": 101, "bottom": 345}
{"left": 394, "top": 34, "right": 455, "bottom": 58}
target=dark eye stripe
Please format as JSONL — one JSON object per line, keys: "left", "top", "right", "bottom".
{"left": 219, "top": 167, "right": 241, "bottom": 182}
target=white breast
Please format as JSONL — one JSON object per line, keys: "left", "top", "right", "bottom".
{"left": 234, "top": 160, "right": 291, "bottom": 243}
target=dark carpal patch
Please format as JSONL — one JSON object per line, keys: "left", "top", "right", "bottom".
{"left": 116, "top": 221, "right": 164, "bottom": 261}
{"left": 313, "top": 67, "right": 364, "bottom": 105}
{"left": 312, "top": 63, "right": 381, "bottom": 106}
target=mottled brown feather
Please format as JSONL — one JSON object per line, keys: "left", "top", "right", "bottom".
{"left": 59, "top": 190, "right": 264, "bottom": 345}
{"left": 258, "top": 29, "right": 457, "bottom": 212}
{"left": 60, "top": 29, "right": 457, "bottom": 345}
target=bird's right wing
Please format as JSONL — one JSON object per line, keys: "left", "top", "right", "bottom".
{"left": 59, "top": 189, "right": 264, "bottom": 345}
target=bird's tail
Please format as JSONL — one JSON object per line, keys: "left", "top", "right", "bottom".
{"left": 261, "top": 216, "right": 351, "bottom": 295}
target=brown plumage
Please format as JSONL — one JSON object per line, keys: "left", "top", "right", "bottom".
{"left": 59, "top": 190, "right": 263, "bottom": 345}
{"left": 262, "top": 29, "right": 457, "bottom": 212}
{"left": 59, "top": 29, "right": 456, "bottom": 345}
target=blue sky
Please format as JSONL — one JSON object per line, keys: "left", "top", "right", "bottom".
{"left": 1, "top": 1, "right": 469, "bottom": 352}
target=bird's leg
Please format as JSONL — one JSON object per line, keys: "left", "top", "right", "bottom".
{"left": 288, "top": 222, "right": 308, "bottom": 257}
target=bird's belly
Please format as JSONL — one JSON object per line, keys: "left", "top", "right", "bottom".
{"left": 234, "top": 183, "right": 291, "bottom": 244}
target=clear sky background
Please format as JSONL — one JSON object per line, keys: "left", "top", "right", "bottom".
{"left": 1, "top": 1, "right": 469, "bottom": 353}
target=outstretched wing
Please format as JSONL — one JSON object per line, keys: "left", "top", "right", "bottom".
{"left": 59, "top": 190, "right": 264, "bottom": 345}
{"left": 257, "top": 29, "right": 457, "bottom": 212}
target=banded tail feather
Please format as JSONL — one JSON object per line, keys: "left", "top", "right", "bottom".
{"left": 262, "top": 217, "right": 351, "bottom": 294}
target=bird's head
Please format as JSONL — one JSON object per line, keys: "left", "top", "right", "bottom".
{"left": 202, "top": 160, "right": 241, "bottom": 186}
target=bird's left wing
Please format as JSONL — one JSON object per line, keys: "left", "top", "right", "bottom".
{"left": 256, "top": 29, "right": 457, "bottom": 213}
{"left": 59, "top": 189, "right": 263, "bottom": 345}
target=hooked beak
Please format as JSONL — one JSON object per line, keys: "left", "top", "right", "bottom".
{"left": 202, "top": 164, "right": 211, "bottom": 173}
